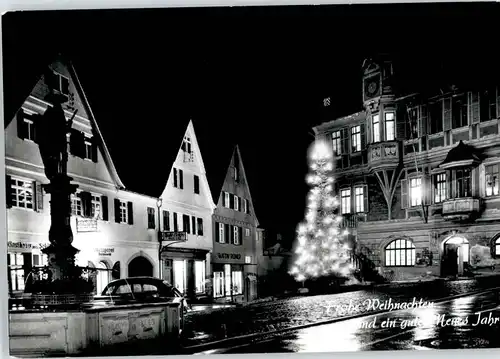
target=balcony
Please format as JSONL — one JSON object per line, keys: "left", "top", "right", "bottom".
{"left": 442, "top": 197, "right": 482, "bottom": 221}
{"left": 367, "top": 140, "right": 402, "bottom": 171}
{"left": 339, "top": 214, "right": 360, "bottom": 229}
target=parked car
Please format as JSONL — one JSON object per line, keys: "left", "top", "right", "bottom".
{"left": 94, "top": 276, "right": 190, "bottom": 313}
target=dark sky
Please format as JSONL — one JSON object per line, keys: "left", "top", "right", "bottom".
{"left": 3, "top": 3, "right": 500, "bottom": 247}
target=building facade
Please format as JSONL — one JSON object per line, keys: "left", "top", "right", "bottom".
{"left": 5, "top": 59, "right": 161, "bottom": 297}
{"left": 211, "top": 146, "right": 259, "bottom": 303}
{"left": 157, "top": 121, "right": 215, "bottom": 302}
{"left": 313, "top": 56, "right": 500, "bottom": 282}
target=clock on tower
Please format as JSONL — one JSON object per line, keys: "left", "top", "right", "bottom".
{"left": 364, "top": 74, "right": 381, "bottom": 100}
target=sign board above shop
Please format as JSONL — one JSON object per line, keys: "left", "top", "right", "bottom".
{"left": 160, "top": 231, "right": 187, "bottom": 242}
{"left": 94, "top": 247, "right": 114, "bottom": 256}
{"left": 7, "top": 241, "right": 49, "bottom": 250}
{"left": 77, "top": 218, "right": 98, "bottom": 233}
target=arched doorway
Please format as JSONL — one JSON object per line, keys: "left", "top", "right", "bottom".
{"left": 96, "top": 261, "right": 110, "bottom": 294}
{"left": 128, "top": 256, "right": 153, "bottom": 277}
{"left": 442, "top": 236, "right": 469, "bottom": 277}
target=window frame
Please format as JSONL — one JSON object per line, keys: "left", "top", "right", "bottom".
{"left": 385, "top": 112, "right": 395, "bottom": 141}
{"left": 384, "top": 239, "right": 416, "bottom": 267}
{"left": 119, "top": 200, "right": 128, "bottom": 223}
{"left": 147, "top": 207, "right": 155, "bottom": 229}
{"left": 331, "top": 130, "right": 342, "bottom": 156}
{"left": 372, "top": 114, "right": 380, "bottom": 143}
{"left": 350, "top": 125, "right": 361, "bottom": 153}
{"left": 340, "top": 188, "right": 351, "bottom": 214}
{"left": 219, "top": 223, "right": 225, "bottom": 244}
{"left": 10, "top": 177, "right": 34, "bottom": 210}
{"left": 485, "top": 163, "right": 500, "bottom": 197}
{"left": 433, "top": 173, "right": 447, "bottom": 203}
{"left": 409, "top": 177, "right": 422, "bottom": 207}
{"left": 354, "top": 185, "right": 364, "bottom": 213}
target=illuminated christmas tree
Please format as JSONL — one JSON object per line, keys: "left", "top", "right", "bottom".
{"left": 289, "top": 140, "right": 354, "bottom": 282}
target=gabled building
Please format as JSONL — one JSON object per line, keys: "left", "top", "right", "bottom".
{"left": 157, "top": 120, "right": 216, "bottom": 301}
{"left": 313, "top": 55, "right": 500, "bottom": 282}
{"left": 210, "top": 145, "right": 259, "bottom": 303}
{"left": 5, "top": 57, "right": 160, "bottom": 297}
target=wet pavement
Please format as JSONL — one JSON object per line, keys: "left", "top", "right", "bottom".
{"left": 195, "top": 287, "right": 500, "bottom": 354}
{"left": 183, "top": 275, "right": 500, "bottom": 346}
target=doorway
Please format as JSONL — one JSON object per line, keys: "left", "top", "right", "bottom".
{"left": 442, "top": 236, "right": 469, "bottom": 277}
{"left": 128, "top": 256, "right": 153, "bottom": 277}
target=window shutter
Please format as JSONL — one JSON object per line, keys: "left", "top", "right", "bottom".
{"left": 173, "top": 168, "right": 178, "bottom": 188}
{"left": 423, "top": 173, "right": 431, "bottom": 205}
{"left": 179, "top": 170, "right": 184, "bottom": 189}
{"left": 401, "top": 179, "right": 408, "bottom": 209}
{"left": 34, "top": 181, "right": 43, "bottom": 212}
{"left": 165, "top": 211, "right": 171, "bottom": 231}
{"left": 224, "top": 223, "right": 230, "bottom": 243}
{"left": 114, "top": 199, "right": 121, "bottom": 223}
{"left": 396, "top": 107, "right": 406, "bottom": 140}
{"left": 32, "top": 114, "right": 41, "bottom": 143}
{"left": 6, "top": 175, "right": 12, "bottom": 208}
{"left": 341, "top": 128, "right": 349, "bottom": 154}
{"left": 470, "top": 92, "right": 480, "bottom": 124}
{"left": 173, "top": 213, "right": 178, "bottom": 232}
{"left": 80, "top": 191, "right": 92, "bottom": 218}
{"left": 215, "top": 222, "right": 220, "bottom": 243}
{"left": 363, "top": 184, "right": 369, "bottom": 213}
{"left": 91, "top": 136, "right": 98, "bottom": 163}
{"left": 229, "top": 194, "right": 234, "bottom": 209}
{"left": 17, "top": 110, "right": 26, "bottom": 140}
{"left": 221, "top": 192, "right": 226, "bottom": 207}
{"left": 101, "top": 196, "right": 109, "bottom": 221}
{"left": 360, "top": 124, "right": 366, "bottom": 148}
{"left": 238, "top": 197, "right": 242, "bottom": 212}
{"left": 127, "top": 201, "right": 134, "bottom": 224}
{"left": 238, "top": 227, "right": 243, "bottom": 245}
{"left": 418, "top": 105, "right": 428, "bottom": 137}
{"left": 230, "top": 225, "right": 235, "bottom": 244}
{"left": 198, "top": 218, "right": 203, "bottom": 236}
{"left": 191, "top": 216, "right": 196, "bottom": 235}
{"left": 443, "top": 98, "right": 452, "bottom": 131}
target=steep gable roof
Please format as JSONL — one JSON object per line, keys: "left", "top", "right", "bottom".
{"left": 4, "top": 53, "right": 125, "bottom": 189}
{"left": 235, "top": 145, "right": 260, "bottom": 227}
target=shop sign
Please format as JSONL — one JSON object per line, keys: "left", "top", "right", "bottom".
{"left": 7, "top": 241, "right": 47, "bottom": 250}
{"left": 161, "top": 231, "right": 187, "bottom": 242}
{"left": 217, "top": 253, "right": 242, "bottom": 260}
{"left": 77, "top": 218, "right": 98, "bottom": 233}
{"left": 95, "top": 247, "right": 114, "bottom": 256}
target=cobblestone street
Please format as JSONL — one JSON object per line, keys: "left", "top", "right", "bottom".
{"left": 182, "top": 275, "right": 500, "bottom": 347}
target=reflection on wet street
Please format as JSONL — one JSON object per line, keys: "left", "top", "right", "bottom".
{"left": 197, "top": 288, "right": 500, "bottom": 354}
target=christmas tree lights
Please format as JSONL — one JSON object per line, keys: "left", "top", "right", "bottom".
{"left": 290, "top": 140, "right": 354, "bottom": 282}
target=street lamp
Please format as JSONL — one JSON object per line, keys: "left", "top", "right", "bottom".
{"left": 157, "top": 198, "right": 163, "bottom": 279}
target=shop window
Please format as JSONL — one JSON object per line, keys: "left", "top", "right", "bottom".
{"left": 96, "top": 261, "right": 110, "bottom": 295}
{"left": 385, "top": 239, "right": 416, "bottom": 267}
{"left": 195, "top": 261, "right": 206, "bottom": 294}
{"left": 231, "top": 271, "right": 243, "bottom": 295}
{"left": 224, "top": 264, "right": 231, "bottom": 297}
{"left": 173, "top": 259, "right": 187, "bottom": 294}
{"left": 8, "top": 253, "right": 26, "bottom": 292}
{"left": 214, "top": 271, "right": 224, "bottom": 298}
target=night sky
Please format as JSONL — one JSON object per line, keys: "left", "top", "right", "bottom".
{"left": 3, "top": 3, "right": 500, "bottom": 247}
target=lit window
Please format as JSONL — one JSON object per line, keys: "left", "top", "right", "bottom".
{"left": 173, "top": 259, "right": 187, "bottom": 294}
{"left": 351, "top": 126, "right": 361, "bottom": 153}
{"left": 332, "top": 130, "right": 341, "bottom": 155}
{"left": 84, "top": 136, "right": 93, "bottom": 160}
{"left": 354, "top": 185, "right": 364, "bottom": 213}
{"left": 195, "top": 261, "right": 206, "bottom": 293}
{"left": 219, "top": 223, "right": 225, "bottom": 244}
{"left": 372, "top": 114, "right": 380, "bottom": 142}
{"left": 496, "top": 238, "right": 500, "bottom": 256}
{"left": 485, "top": 164, "right": 499, "bottom": 197}
{"left": 234, "top": 195, "right": 239, "bottom": 211}
{"left": 233, "top": 226, "right": 240, "bottom": 245}
{"left": 214, "top": 271, "right": 224, "bottom": 298}
{"left": 385, "top": 239, "right": 416, "bottom": 267}
{"left": 119, "top": 201, "right": 128, "bottom": 223}
{"left": 224, "top": 192, "right": 230, "bottom": 208}
{"left": 456, "top": 168, "right": 471, "bottom": 198}
{"left": 10, "top": 178, "right": 34, "bottom": 210}
{"left": 410, "top": 177, "right": 422, "bottom": 207}
{"left": 224, "top": 264, "right": 231, "bottom": 297}
{"left": 341, "top": 188, "right": 351, "bottom": 214}
{"left": 245, "top": 228, "right": 250, "bottom": 236}
{"left": 245, "top": 256, "right": 251, "bottom": 264}
{"left": 434, "top": 173, "right": 447, "bottom": 203}
{"left": 385, "top": 112, "right": 395, "bottom": 141}
{"left": 182, "top": 136, "right": 192, "bottom": 154}
{"left": 8, "top": 253, "right": 25, "bottom": 292}
{"left": 231, "top": 271, "right": 243, "bottom": 295}
{"left": 71, "top": 193, "right": 82, "bottom": 216}
{"left": 91, "top": 194, "right": 102, "bottom": 219}
{"left": 234, "top": 167, "right": 239, "bottom": 181}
